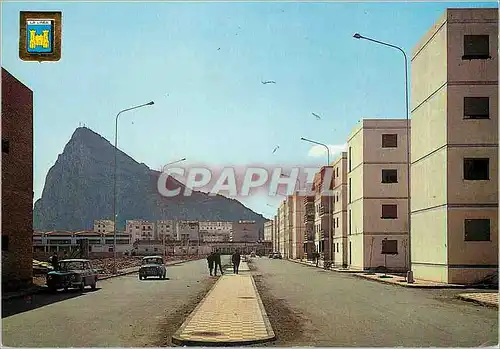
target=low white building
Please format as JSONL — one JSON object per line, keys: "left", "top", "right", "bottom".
{"left": 156, "top": 220, "right": 176, "bottom": 241}
{"left": 176, "top": 221, "right": 200, "bottom": 241}
{"left": 199, "top": 221, "right": 232, "bottom": 242}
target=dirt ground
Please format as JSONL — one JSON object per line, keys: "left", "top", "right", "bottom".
{"left": 248, "top": 261, "right": 306, "bottom": 346}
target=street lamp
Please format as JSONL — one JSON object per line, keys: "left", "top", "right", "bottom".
{"left": 113, "top": 100, "right": 154, "bottom": 274}
{"left": 353, "top": 33, "right": 413, "bottom": 282}
{"left": 161, "top": 158, "right": 186, "bottom": 257}
{"left": 300, "top": 137, "right": 333, "bottom": 266}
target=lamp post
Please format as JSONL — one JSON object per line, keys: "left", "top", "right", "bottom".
{"left": 113, "top": 100, "right": 154, "bottom": 274}
{"left": 300, "top": 137, "right": 332, "bottom": 265}
{"left": 161, "top": 158, "right": 186, "bottom": 258}
{"left": 353, "top": 33, "right": 412, "bottom": 282}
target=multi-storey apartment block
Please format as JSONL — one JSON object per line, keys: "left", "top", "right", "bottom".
{"left": 156, "top": 220, "right": 175, "bottom": 241}
{"left": 331, "top": 152, "right": 349, "bottom": 268}
{"left": 347, "top": 119, "right": 410, "bottom": 272}
{"left": 93, "top": 219, "right": 115, "bottom": 234}
{"left": 303, "top": 195, "right": 315, "bottom": 260}
{"left": 410, "top": 8, "right": 498, "bottom": 284}
{"left": 273, "top": 214, "right": 280, "bottom": 253}
{"left": 125, "top": 220, "right": 155, "bottom": 242}
{"left": 264, "top": 220, "right": 274, "bottom": 242}
{"left": 176, "top": 221, "right": 200, "bottom": 241}
{"left": 313, "top": 166, "right": 334, "bottom": 263}
{"left": 289, "top": 192, "right": 305, "bottom": 260}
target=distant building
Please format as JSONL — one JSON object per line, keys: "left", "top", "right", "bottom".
{"left": 176, "top": 221, "right": 200, "bottom": 241}
{"left": 156, "top": 220, "right": 175, "bottom": 241}
{"left": 263, "top": 220, "right": 274, "bottom": 242}
{"left": 288, "top": 193, "right": 305, "bottom": 260}
{"left": 2, "top": 68, "right": 34, "bottom": 291}
{"left": 93, "top": 219, "right": 115, "bottom": 234}
{"left": 125, "top": 220, "right": 155, "bottom": 242}
{"left": 199, "top": 221, "right": 232, "bottom": 242}
{"left": 332, "top": 152, "right": 348, "bottom": 268}
{"left": 232, "top": 220, "right": 260, "bottom": 242}
{"left": 410, "top": 8, "right": 498, "bottom": 284}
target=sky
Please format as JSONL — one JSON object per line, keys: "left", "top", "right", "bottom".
{"left": 1, "top": 0, "right": 497, "bottom": 219}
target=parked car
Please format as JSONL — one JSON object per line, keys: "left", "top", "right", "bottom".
{"left": 272, "top": 252, "right": 283, "bottom": 259}
{"left": 139, "top": 256, "right": 167, "bottom": 280}
{"left": 46, "top": 259, "right": 98, "bottom": 292}
{"left": 250, "top": 251, "right": 256, "bottom": 258}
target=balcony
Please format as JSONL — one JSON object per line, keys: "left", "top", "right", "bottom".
{"left": 303, "top": 213, "right": 315, "bottom": 224}
{"left": 319, "top": 204, "right": 332, "bottom": 216}
{"left": 303, "top": 196, "right": 314, "bottom": 205}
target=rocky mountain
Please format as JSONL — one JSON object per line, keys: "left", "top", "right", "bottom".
{"left": 33, "top": 127, "right": 266, "bottom": 232}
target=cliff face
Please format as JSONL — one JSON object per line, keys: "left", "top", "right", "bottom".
{"left": 33, "top": 127, "right": 266, "bottom": 232}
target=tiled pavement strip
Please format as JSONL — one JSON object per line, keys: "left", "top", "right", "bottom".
{"left": 458, "top": 292, "right": 499, "bottom": 308}
{"left": 171, "top": 261, "right": 275, "bottom": 346}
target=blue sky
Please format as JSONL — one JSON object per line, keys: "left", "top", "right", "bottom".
{"left": 1, "top": 1, "right": 496, "bottom": 219}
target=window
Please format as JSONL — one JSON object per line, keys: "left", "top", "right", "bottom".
{"left": 336, "top": 217, "right": 339, "bottom": 228}
{"left": 381, "top": 204, "right": 398, "bottom": 219}
{"left": 348, "top": 178, "right": 352, "bottom": 203}
{"left": 464, "top": 97, "right": 489, "bottom": 119}
{"left": 464, "top": 158, "right": 489, "bottom": 180}
{"left": 381, "top": 239, "right": 398, "bottom": 254}
{"left": 348, "top": 210, "right": 352, "bottom": 235}
{"left": 154, "top": 248, "right": 158, "bottom": 252}
{"left": 348, "top": 147, "right": 352, "bottom": 171}
{"left": 2, "top": 139, "right": 9, "bottom": 153}
{"left": 2, "top": 235, "right": 8, "bottom": 251}
{"left": 336, "top": 167, "right": 339, "bottom": 177}
{"left": 465, "top": 219, "right": 490, "bottom": 241}
{"left": 336, "top": 243, "right": 339, "bottom": 252}
{"left": 463, "top": 35, "right": 490, "bottom": 60}
{"left": 382, "top": 169, "right": 398, "bottom": 183}
{"left": 382, "top": 134, "right": 398, "bottom": 148}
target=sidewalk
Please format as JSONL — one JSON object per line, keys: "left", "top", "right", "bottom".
{"left": 2, "top": 258, "right": 190, "bottom": 301}
{"left": 457, "top": 292, "right": 499, "bottom": 308}
{"left": 288, "top": 258, "right": 364, "bottom": 273}
{"left": 224, "top": 261, "right": 250, "bottom": 273}
{"left": 353, "top": 273, "right": 468, "bottom": 289}
{"left": 171, "top": 274, "right": 275, "bottom": 346}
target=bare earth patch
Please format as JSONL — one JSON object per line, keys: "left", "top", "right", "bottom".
{"left": 247, "top": 261, "right": 306, "bottom": 346}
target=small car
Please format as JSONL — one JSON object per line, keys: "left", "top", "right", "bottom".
{"left": 139, "top": 256, "right": 167, "bottom": 280}
{"left": 46, "top": 259, "right": 98, "bottom": 292}
{"left": 272, "top": 252, "right": 283, "bottom": 259}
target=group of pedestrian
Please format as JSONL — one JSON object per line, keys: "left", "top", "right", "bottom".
{"left": 207, "top": 250, "right": 223, "bottom": 276}
{"left": 206, "top": 249, "right": 242, "bottom": 276}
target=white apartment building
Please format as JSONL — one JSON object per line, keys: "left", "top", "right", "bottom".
{"left": 93, "top": 219, "right": 115, "bottom": 234}
{"left": 176, "top": 221, "right": 200, "bottom": 241}
{"left": 125, "top": 220, "right": 155, "bottom": 242}
{"left": 156, "top": 220, "right": 175, "bottom": 241}
{"left": 331, "top": 152, "right": 349, "bottom": 268}
{"left": 347, "top": 119, "right": 410, "bottom": 272}
{"left": 264, "top": 220, "right": 274, "bottom": 242}
{"left": 410, "top": 8, "right": 498, "bottom": 284}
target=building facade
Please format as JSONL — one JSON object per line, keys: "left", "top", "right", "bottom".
{"left": 231, "top": 220, "right": 260, "bottom": 242}
{"left": 303, "top": 195, "right": 315, "bottom": 259}
{"left": 93, "top": 219, "right": 115, "bottom": 234}
{"left": 264, "top": 220, "right": 274, "bottom": 242}
{"left": 199, "top": 221, "right": 232, "bottom": 242}
{"left": 410, "top": 8, "right": 498, "bottom": 284}
{"left": 313, "top": 167, "right": 334, "bottom": 263}
{"left": 289, "top": 193, "right": 305, "bottom": 260}
{"left": 331, "top": 152, "right": 349, "bottom": 268}
{"left": 176, "top": 221, "right": 200, "bottom": 241}
{"left": 273, "top": 214, "right": 280, "bottom": 253}
{"left": 125, "top": 220, "right": 155, "bottom": 242}
{"left": 2, "top": 68, "right": 34, "bottom": 291}
{"left": 347, "top": 119, "right": 410, "bottom": 272}
{"left": 156, "top": 220, "right": 175, "bottom": 241}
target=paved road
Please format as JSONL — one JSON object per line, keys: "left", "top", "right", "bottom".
{"left": 2, "top": 258, "right": 227, "bottom": 347}
{"left": 250, "top": 258, "right": 498, "bottom": 347}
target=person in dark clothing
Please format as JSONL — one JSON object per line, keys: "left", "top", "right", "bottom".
{"left": 231, "top": 250, "right": 241, "bottom": 274}
{"left": 207, "top": 252, "right": 215, "bottom": 276}
{"left": 213, "top": 250, "right": 224, "bottom": 276}
{"left": 50, "top": 252, "right": 59, "bottom": 271}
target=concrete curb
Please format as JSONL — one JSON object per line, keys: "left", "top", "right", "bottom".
{"left": 171, "top": 275, "right": 276, "bottom": 347}
{"left": 456, "top": 295, "right": 499, "bottom": 309}
{"left": 2, "top": 259, "right": 196, "bottom": 301}
{"left": 352, "top": 273, "right": 468, "bottom": 289}
{"left": 288, "top": 258, "right": 365, "bottom": 273}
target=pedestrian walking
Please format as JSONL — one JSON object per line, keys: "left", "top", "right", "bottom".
{"left": 50, "top": 252, "right": 59, "bottom": 271}
{"left": 213, "top": 250, "right": 224, "bottom": 276}
{"left": 231, "top": 249, "right": 241, "bottom": 274}
{"left": 207, "top": 251, "right": 215, "bottom": 276}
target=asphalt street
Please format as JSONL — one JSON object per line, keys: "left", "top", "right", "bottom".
{"left": 250, "top": 257, "right": 498, "bottom": 347}
{"left": 2, "top": 257, "right": 228, "bottom": 347}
